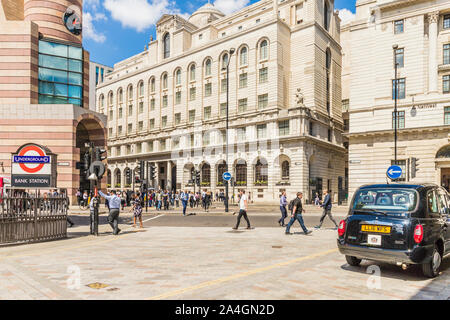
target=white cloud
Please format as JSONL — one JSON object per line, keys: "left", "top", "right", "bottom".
{"left": 103, "top": 0, "right": 177, "bottom": 32}
{"left": 213, "top": 0, "right": 250, "bottom": 15}
{"left": 83, "top": 11, "right": 107, "bottom": 43}
{"left": 338, "top": 8, "right": 355, "bottom": 25}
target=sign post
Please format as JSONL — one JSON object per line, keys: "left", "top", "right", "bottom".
{"left": 386, "top": 165, "right": 402, "bottom": 181}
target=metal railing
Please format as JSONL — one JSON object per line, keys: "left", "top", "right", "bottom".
{"left": 0, "top": 193, "right": 68, "bottom": 245}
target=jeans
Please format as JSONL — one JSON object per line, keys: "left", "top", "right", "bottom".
{"left": 108, "top": 208, "right": 120, "bottom": 234}
{"left": 285, "top": 214, "right": 308, "bottom": 233}
{"left": 318, "top": 208, "right": 338, "bottom": 228}
{"left": 235, "top": 209, "right": 251, "bottom": 228}
{"left": 182, "top": 201, "right": 187, "bottom": 215}
{"left": 278, "top": 206, "right": 287, "bottom": 225}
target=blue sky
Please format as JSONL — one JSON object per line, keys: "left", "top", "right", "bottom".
{"left": 83, "top": 0, "right": 356, "bottom": 67}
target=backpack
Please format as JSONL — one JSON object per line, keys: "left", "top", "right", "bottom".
{"left": 288, "top": 199, "right": 295, "bottom": 212}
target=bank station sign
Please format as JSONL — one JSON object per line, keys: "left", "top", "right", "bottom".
{"left": 11, "top": 144, "right": 57, "bottom": 188}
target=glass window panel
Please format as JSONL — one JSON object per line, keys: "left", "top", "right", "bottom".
{"left": 54, "top": 83, "right": 68, "bottom": 96}
{"left": 69, "top": 85, "right": 82, "bottom": 98}
{"left": 68, "top": 46, "right": 82, "bottom": 59}
{"left": 39, "top": 40, "right": 67, "bottom": 57}
{"left": 38, "top": 81, "right": 54, "bottom": 95}
{"left": 69, "top": 59, "right": 82, "bottom": 72}
{"left": 39, "top": 54, "right": 68, "bottom": 70}
{"left": 68, "top": 98, "right": 82, "bottom": 105}
{"left": 68, "top": 72, "right": 83, "bottom": 85}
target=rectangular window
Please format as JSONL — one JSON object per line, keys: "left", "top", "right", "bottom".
{"left": 127, "top": 145, "right": 131, "bottom": 155}
{"left": 137, "top": 143, "right": 142, "bottom": 154}
{"left": 160, "top": 140, "right": 166, "bottom": 151}
{"left": 342, "top": 99, "right": 349, "bottom": 112}
{"left": 148, "top": 141, "right": 154, "bottom": 152}
{"left": 444, "top": 44, "right": 450, "bottom": 65}
{"left": 239, "top": 73, "right": 247, "bottom": 88}
{"left": 162, "top": 95, "right": 168, "bottom": 108}
{"left": 309, "top": 122, "right": 314, "bottom": 136}
{"left": 444, "top": 14, "right": 450, "bottom": 29}
{"left": 128, "top": 105, "right": 133, "bottom": 116}
{"left": 138, "top": 121, "right": 143, "bottom": 131}
{"left": 175, "top": 113, "right": 181, "bottom": 125}
{"left": 108, "top": 127, "right": 112, "bottom": 136}
{"left": 204, "top": 106, "right": 211, "bottom": 120}
{"left": 149, "top": 118, "right": 155, "bottom": 129}
{"left": 328, "top": 128, "right": 332, "bottom": 142}
{"left": 296, "top": 3, "right": 304, "bottom": 24}
{"left": 444, "top": 75, "right": 450, "bottom": 93}
{"left": 392, "top": 78, "right": 406, "bottom": 99}
{"left": 237, "top": 127, "right": 246, "bottom": 141}
{"left": 127, "top": 123, "right": 132, "bottom": 133}
{"left": 258, "top": 93, "right": 269, "bottom": 109}
{"left": 150, "top": 98, "right": 155, "bottom": 110}
{"left": 175, "top": 91, "right": 181, "bottom": 104}
{"left": 259, "top": 67, "right": 268, "bottom": 83}
{"left": 173, "top": 137, "right": 180, "bottom": 149}
{"left": 118, "top": 125, "right": 123, "bottom": 135}
{"left": 109, "top": 110, "right": 113, "bottom": 119}
{"left": 189, "top": 110, "right": 195, "bottom": 123}
{"left": 205, "top": 83, "right": 212, "bottom": 97}
{"left": 220, "top": 103, "right": 227, "bottom": 117}
{"left": 257, "top": 124, "right": 267, "bottom": 139}
{"left": 238, "top": 98, "right": 247, "bottom": 112}
{"left": 190, "top": 87, "right": 196, "bottom": 101}
{"left": 118, "top": 107, "right": 123, "bottom": 118}
{"left": 394, "top": 19, "right": 404, "bottom": 34}
{"left": 116, "top": 146, "right": 121, "bottom": 156}
{"left": 444, "top": 106, "right": 450, "bottom": 125}
{"left": 394, "top": 48, "right": 404, "bottom": 68}
{"left": 139, "top": 101, "right": 144, "bottom": 113}
{"left": 279, "top": 120, "right": 289, "bottom": 136}
{"left": 161, "top": 116, "right": 167, "bottom": 128}
{"left": 392, "top": 110, "right": 405, "bottom": 129}
{"left": 203, "top": 132, "right": 210, "bottom": 146}
{"left": 221, "top": 78, "right": 227, "bottom": 93}
{"left": 391, "top": 160, "right": 407, "bottom": 181}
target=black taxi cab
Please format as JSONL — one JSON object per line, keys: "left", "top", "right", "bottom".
{"left": 337, "top": 183, "right": 450, "bottom": 278}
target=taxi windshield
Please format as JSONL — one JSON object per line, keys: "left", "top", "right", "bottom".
{"left": 352, "top": 188, "right": 418, "bottom": 213}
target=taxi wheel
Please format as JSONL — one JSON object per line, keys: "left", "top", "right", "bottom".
{"left": 422, "top": 245, "right": 442, "bottom": 278}
{"left": 345, "top": 255, "right": 362, "bottom": 266}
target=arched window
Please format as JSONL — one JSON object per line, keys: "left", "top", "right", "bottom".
{"left": 255, "top": 158, "right": 268, "bottom": 185}
{"left": 118, "top": 88, "right": 123, "bottom": 103}
{"left": 163, "top": 33, "right": 170, "bottom": 58}
{"left": 281, "top": 161, "right": 290, "bottom": 180}
{"left": 162, "top": 74, "right": 168, "bottom": 89}
{"left": 107, "top": 169, "right": 111, "bottom": 186}
{"left": 108, "top": 91, "right": 113, "bottom": 105}
{"left": 99, "top": 94, "right": 104, "bottom": 109}
{"left": 240, "top": 47, "right": 248, "bottom": 66}
{"left": 175, "top": 69, "right": 181, "bottom": 85}
{"left": 190, "top": 64, "right": 196, "bottom": 81}
{"left": 201, "top": 163, "right": 211, "bottom": 186}
{"left": 235, "top": 160, "right": 247, "bottom": 186}
{"left": 125, "top": 168, "right": 132, "bottom": 186}
{"left": 217, "top": 162, "right": 227, "bottom": 184}
{"left": 324, "top": 1, "right": 329, "bottom": 31}
{"left": 326, "top": 48, "right": 331, "bottom": 114}
{"left": 150, "top": 78, "right": 155, "bottom": 93}
{"left": 138, "top": 82, "right": 144, "bottom": 96}
{"left": 127, "top": 85, "right": 133, "bottom": 100}
{"left": 222, "top": 53, "right": 229, "bottom": 69}
{"left": 115, "top": 169, "right": 121, "bottom": 187}
{"left": 205, "top": 59, "right": 212, "bottom": 76}
{"left": 259, "top": 40, "right": 268, "bottom": 60}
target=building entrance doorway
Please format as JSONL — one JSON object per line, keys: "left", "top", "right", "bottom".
{"left": 441, "top": 168, "right": 450, "bottom": 192}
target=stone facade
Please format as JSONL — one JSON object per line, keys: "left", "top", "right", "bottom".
{"left": 341, "top": 0, "right": 450, "bottom": 198}
{"left": 96, "top": 0, "right": 347, "bottom": 203}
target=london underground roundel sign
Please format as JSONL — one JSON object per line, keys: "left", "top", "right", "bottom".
{"left": 15, "top": 145, "right": 50, "bottom": 174}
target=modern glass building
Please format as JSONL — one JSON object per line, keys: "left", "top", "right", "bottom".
{"left": 38, "top": 40, "right": 84, "bottom": 106}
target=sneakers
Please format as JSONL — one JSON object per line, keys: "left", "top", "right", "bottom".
{"left": 314, "top": 225, "right": 321, "bottom": 229}
{"left": 285, "top": 232, "right": 292, "bottom": 235}
{"left": 304, "top": 230, "right": 312, "bottom": 235}
{"left": 232, "top": 227, "right": 238, "bottom": 230}
{"left": 246, "top": 226, "right": 254, "bottom": 230}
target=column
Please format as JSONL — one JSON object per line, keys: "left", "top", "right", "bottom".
{"left": 167, "top": 161, "right": 172, "bottom": 191}
{"left": 428, "top": 12, "right": 439, "bottom": 93}
{"left": 211, "top": 164, "right": 217, "bottom": 193}
{"left": 155, "top": 162, "right": 160, "bottom": 189}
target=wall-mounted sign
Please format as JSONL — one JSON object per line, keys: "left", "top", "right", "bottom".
{"left": 11, "top": 144, "right": 57, "bottom": 188}
{"left": 416, "top": 104, "right": 436, "bottom": 109}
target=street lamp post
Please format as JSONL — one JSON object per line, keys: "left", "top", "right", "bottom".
{"left": 223, "top": 48, "right": 235, "bottom": 213}
{"left": 393, "top": 44, "right": 398, "bottom": 163}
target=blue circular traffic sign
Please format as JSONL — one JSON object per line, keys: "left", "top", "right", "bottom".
{"left": 222, "top": 172, "right": 232, "bottom": 181}
{"left": 386, "top": 165, "right": 402, "bottom": 180}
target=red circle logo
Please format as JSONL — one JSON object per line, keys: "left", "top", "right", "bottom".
{"left": 18, "top": 145, "right": 46, "bottom": 173}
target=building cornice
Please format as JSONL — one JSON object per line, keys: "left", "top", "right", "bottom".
{"left": 348, "top": 96, "right": 450, "bottom": 114}
{"left": 345, "top": 124, "right": 450, "bottom": 138}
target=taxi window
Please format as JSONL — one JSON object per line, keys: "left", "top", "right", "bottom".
{"left": 438, "top": 189, "right": 450, "bottom": 215}
{"left": 427, "top": 190, "right": 439, "bottom": 215}
{"left": 352, "top": 188, "right": 417, "bottom": 213}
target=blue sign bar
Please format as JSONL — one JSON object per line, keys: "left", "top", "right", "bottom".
{"left": 13, "top": 156, "right": 50, "bottom": 163}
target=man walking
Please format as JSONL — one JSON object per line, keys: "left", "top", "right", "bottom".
{"left": 181, "top": 190, "right": 189, "bottom": 216}
{"left": 98, "top": 190, "right": 121, "bottom": 235}
{"left": 232, "top": 190, "right": 253, "bottom": 230}
{"left": 278, "top": 191, "right": 288, "bottom": 227}
{"left": 315, "top": 190, "right": 339, "bottom": 229}
{"left": 285, "top": 192, "right": 312, "bottom": 235}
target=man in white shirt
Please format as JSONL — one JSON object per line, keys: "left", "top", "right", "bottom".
{"left": 232, "top": 190, "right": 253, "bottom": 230}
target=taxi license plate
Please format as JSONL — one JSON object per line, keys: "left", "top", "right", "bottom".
{"left": 361, "top": 225, "right": 391, "bottom": 234}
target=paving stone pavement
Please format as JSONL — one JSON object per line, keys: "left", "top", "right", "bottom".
{"left": 0, "top": 220, "right": 448, "bottom": 300}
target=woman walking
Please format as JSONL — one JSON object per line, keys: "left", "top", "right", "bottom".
{"left": 132, "top": 192, "right": 144, "bottom": 228}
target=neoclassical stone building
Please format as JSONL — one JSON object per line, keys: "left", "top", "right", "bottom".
{"left": 96, "top": 0, "right": 347, "bottom": 203}
{"left": 342, "top": 0, "right": 450, "bottom": 199}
